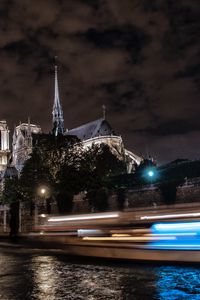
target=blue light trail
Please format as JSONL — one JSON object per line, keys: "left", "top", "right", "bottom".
{"left": 148, "top": 221, "right": 200, "bottom": 250}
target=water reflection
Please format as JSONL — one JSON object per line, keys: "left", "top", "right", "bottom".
{"left": 0, "top": 252, "right": 34, "bottom": 300}
{"left": 156, "top": 266, "right": 200, "bottom": 300}
{"left": 32, "top": 258, "right": 124, "bottom": 300}
{"left": 31, "top": 256, "right": 58, "bottom": 300}
{"left": 1, "top": 249, "right": 200, "bottom": 299}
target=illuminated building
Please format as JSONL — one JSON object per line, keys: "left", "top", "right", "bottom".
{"left": 0, "top": 120, "right": 10, "bottom": 172}
{"left": 12, "top": 65, "right": 142, "bottom": 172}
{"left": 12, "top": 120, "right": 42, "bottom": 172}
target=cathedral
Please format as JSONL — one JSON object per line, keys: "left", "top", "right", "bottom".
{"left": 1, "top": 66, "right": 142, "bottom": 174}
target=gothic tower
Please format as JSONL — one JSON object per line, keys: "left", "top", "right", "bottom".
{"left": 0, "top": 120, "right": 10, "bottom": 172}
{"left": 12, "top": 121, "right": 41, "bottom": 172}
{"left": 52, "top": 65, "right": 64, "bottom": 135}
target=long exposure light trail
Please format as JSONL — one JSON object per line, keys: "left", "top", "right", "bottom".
{"left": 140, "top": 212, "right": 200, "bottom": 220}
{"left": 152, "top": 222, "right": 200, "bottom": 232}
{"left": 48, "top": 213, "right": 119, "bottom": 222}
{"left": 146, "top": 244, "right": 200, "bottom": 250}
{"left": 147, "top": 221, "right": 200, "bottom": 250}
{"left": 82, "top": 236, "right": 176, "bottom": 242}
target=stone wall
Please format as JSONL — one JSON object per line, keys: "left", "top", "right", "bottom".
{"left": 176, "top": 185, "right": 200, "bottom": 204}
{"left": 72, "top": 193, "right": 90, "bottom": 213}
{"left": 72, "top": 179, "right": 200, "bottom": 213}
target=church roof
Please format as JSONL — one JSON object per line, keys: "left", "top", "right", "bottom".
{"left": 32, "top": 133, "right": 80, "bottom": 147}
{"left": 65, "top": 118, "right": 116, "bottom": 141}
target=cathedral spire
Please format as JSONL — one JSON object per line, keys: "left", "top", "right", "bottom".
{"left": 27, "top": 117, "right": 31, "bottom": 137}
{"left": 102, "top": 104, "right": 106, "bottom": 120}
{"left": 27, "top": 117, "right": 32, "bottom": 148}
{"left": 52, "top": 64, "right": 64, "bottom": 136}
{"left": 12, "top": 124, "right": 17, "bottom": 146}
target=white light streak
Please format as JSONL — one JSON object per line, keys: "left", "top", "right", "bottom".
{"left": 154, "top": 222, "right": 200, "bottom": 231}
{"left": 82, "top": 236, "right": 176, "bottom": 241}
{"left": 48, "top": 213, "right": 119, "bottom": 222}
{"left": 140, "top": 212, "right": 200, "bottom": 220}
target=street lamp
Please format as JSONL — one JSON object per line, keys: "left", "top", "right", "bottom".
{"left": 40, "top": 188, "right": 46, "bottom": 195}
{"left": 38, "top": 186, "right": 51, "bottom": 215}
{"left": 39, "top": 187, "right": 47, "bottom": 214}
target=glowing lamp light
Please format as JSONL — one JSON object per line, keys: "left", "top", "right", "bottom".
{"left": 41, "top": 188, "right": 46, "bottom": 195}
{"left": 148, "top": 170, "right": 154, "bottom": 177}
{"left": 144, "top": 167, "right": 157, "bottom": 181}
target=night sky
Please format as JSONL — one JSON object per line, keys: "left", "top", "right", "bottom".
{"left": 0, "top": 0, "right": 199, "bottom": 164}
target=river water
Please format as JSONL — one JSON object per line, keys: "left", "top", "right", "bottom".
{"left": 0, "top": 245, "right": 200, "bottom": 300}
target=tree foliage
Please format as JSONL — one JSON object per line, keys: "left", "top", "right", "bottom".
{"left": 10, "top": 134, "right": 126, "bottom": 213}
{"left": 78, "top": 144, "right": 126, "bottom": 211}
{"left": 0, "top": 177, "right": 21, "bottom": 204}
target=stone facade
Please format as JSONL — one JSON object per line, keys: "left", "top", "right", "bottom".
{"left": 12, "top": 121, "right": 42, "bottom": 172}
{"left": 0, "top": 120, "right": 10, "bottom": 172}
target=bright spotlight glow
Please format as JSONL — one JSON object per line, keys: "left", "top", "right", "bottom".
{"left": 48, "top": 213, "right": 119, "bottom": 222}
{"left": 144, "top": 168, "right": 157, "bottom": 181}
{"left": 148, "top": 171, "right": 154, "bottom": 177}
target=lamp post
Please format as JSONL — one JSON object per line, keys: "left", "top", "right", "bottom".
{"left": 35, "top": 186, "right": 49, "bottom": 226}
{"left": 39, "top": 186, "right": 51, "bottom": 215}
{"left": 40, "top": 187, "right": 47, "bottom": 213}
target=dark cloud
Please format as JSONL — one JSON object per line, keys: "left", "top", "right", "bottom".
{"left": 135, "top": 120, "right": 200, "bottom": 136}
{"left": 82, "top": 25, "right": 150, "bottom": 63}
{"left": 99, "top": 79, "right": 147, "bottom": 113}
{"left": 0, "top": 0, "right": 199, "bottom": 164}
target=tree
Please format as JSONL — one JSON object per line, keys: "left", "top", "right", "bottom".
{"left": 18, "top": 133, "right": 82, "bottom": 213}
{"left": 80, "top": 144, "right": 126, "bottom": 211}
{"left": 1, "top": 177, "right": 21, "bottom": 238}
{"left": 15, "top": 136, "right": 127, "bottom": 214}
{"left": 19, "top": 150, "right": 53, "bottom": 202}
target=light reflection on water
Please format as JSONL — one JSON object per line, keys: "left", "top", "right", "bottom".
{"left": 31, "top": 256, "right": 57, "bottom": 300}
{"left": 156, "top": 266, "right": 200, "bottom": 300}
{"left": 0, "top": 249, "right": 200, "bottom": 300}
